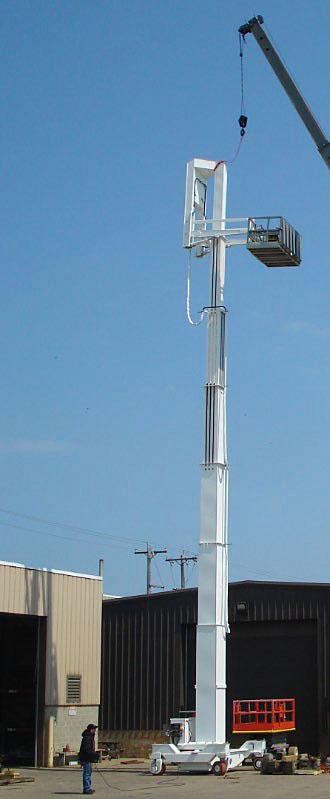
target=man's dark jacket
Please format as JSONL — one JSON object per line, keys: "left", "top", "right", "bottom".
{"left": 79, "top": 730, "right": 98, "bottom": 763}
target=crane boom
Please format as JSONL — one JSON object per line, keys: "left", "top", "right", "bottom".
{"left": 239, "top": 15, "right": 330, "bottom": 170}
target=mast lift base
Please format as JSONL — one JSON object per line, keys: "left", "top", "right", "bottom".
{"left": 149, "top": 717, "right": 266, "bottom": 774}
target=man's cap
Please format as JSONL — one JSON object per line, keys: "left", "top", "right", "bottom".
{"left": 87, "top": 724, "right": 98, "bottom": 731}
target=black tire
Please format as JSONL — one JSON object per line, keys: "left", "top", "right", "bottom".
{"left": 282, "top": 761, "right": 297, "bottom": 775}
{"left": 253, "top": 757, "right": 263, "bottom": 771}
{"left": 212, "top": 760, "right": 227, "bottom": 776}
{"left": 261, "top": 753, "right": 275, "bottom": 775}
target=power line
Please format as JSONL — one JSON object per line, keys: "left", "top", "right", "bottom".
{"left": 0, "top": 506, "right": 290, "bottom": 584}
{"left": 0, "top": 505, "right": 197, "bottom": 558}
{"left": 186, "top": 557, "right": 197, "bottom": 586}
{"left": 0, "top": 505, "right": 147, "bottom": 546}
{"left": 0, "top": 519, "right": 98, "bottom": 546}
{"left": 154, "top": 557, "right": 165, "bottom": 591}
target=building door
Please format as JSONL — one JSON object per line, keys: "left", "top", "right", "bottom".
{"left": 227, "top": 620, "right": 318, "bottom": 754}
{"left": 0, "top": 613, "right": 46, "bottom": 766}
{"left": 181, "top": 619, "right": 318, "bottom": 753}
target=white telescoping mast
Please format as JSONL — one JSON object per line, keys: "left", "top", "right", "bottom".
{"left": 194, "top": 163, "right": 229, "bottom": 744}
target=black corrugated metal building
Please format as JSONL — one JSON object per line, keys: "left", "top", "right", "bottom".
{"left": 100, "top": 581, "right": 330, "bottom": 755}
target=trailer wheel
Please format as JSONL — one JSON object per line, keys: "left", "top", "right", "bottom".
{"left": 252, "top": 756, "right": 263, "bottom": 771}
{"left": 212, "top": 760, "right": 227, "bottom": 776}
{"left": 150, "top": 758, "right": 166, "bottom": 776}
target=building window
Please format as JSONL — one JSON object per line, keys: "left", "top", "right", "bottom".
{"left": 66, "top": 675, "right": 81, "bottom": 704}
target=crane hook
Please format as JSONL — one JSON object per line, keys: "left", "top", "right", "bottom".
{"left": 239, "top": 114, "right": 248, "bottom": 136}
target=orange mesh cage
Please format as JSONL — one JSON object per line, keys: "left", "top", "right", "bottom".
{"left": 232, "top": 698, "right": 295, "bottom": 734}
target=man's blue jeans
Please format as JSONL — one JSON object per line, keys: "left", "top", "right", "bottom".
{"left": 83, "top": 762, "right": 92, "bottom": 793}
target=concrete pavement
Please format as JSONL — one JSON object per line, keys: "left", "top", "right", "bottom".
{"left": 6, "top": 763, "right": 330, "bottom": 798}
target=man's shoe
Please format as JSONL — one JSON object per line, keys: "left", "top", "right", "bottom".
{"left": 83, "top": 791, "right": 95, "bottom": 795}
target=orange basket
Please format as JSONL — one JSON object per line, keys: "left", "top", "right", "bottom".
{"left": 232, "top": 698, "right": 295, "bottom": 734}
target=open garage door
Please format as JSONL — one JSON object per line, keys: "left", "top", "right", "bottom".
{"left": 0, "top": 613, "right": 46, "bottom": 766}
{"left": 182, "top": 619, "right": 318, "bottom": 754}
{"left": 227, "top": 620, "right": 318, "bottom": 755}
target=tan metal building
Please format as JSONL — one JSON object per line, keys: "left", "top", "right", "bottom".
{"left": 0, "top": 560, "right": 103, "bottom": 766}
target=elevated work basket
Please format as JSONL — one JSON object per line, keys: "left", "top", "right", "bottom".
{"left": 233, "top": 698, "right": 296, "bottom": 734}
{"left": 247, "top": 217, "right": 301, "bottom": 267}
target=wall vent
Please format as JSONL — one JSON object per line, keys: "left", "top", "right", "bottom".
{"left": 66, "top": 675, "right": 81, "bottom": 704}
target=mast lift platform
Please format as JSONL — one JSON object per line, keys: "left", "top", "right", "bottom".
{"left": 149, "top": 158, "right": 301, "bottom": 775}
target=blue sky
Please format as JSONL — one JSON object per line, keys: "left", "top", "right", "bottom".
{"left": 0, "top": 0, "right": 329, "bottom": 596}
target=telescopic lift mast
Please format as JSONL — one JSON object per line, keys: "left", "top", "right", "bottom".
{"left": 149, "top": 158, "right": 301, "bottom": 775}
{"left": 239, "top": 15, "right": 330, "bottom": 170}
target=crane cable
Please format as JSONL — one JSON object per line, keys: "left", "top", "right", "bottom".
{"left": 214, "top": 33, "right": 248, "bottom": 171}
{"left": 239, "top": 31, "right": 246, "bottom": 121}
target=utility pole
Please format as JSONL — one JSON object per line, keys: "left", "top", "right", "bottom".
{"left": 166, "top": 553, "right": 197, "bottom": 589}
{"left": 134, "top": 543, "right": 167, "bottom": 594}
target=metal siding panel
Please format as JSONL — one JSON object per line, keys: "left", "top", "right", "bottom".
{"left": 7, "top": 567, "right": 13, "bottom": 613}
{"left": 109, "top": 610, "right": 113, "bottom": 726}
{"left": 86, "top": 579, "right": 93, "bottom": 700}
{"left": 101, "top": 606, "right": 111, "bottom": 729}
{"left": 0, "top": 568, "right": 4, "bottom": 610}
{"left": 80, "top": 578, "right": 88, "bottom": 702}
{"left": 120, "top": 614, "right": 124, "bottom": 729}
{"left": 104, "top": 609, "right": 110, "bottom": 727}
{"left": 139, "top": 611, "right": 143, "bottom": 729}
{"left": 145, "top": 602, "right": 150, "bottom": 726}
{"left": 165, "top": 607, "right": 169, "bottom": 723}
{"left": 4, "top": 567, "right": 10, "bottom": 612}
{"left": 158, "top": 606, "right": 163, "bottom": 729}
{"left": 132, "top": 612, "right": 136, "bottom": 729}
{"left": 45, "top": 572, "right": 102, "bottom": 707}
{"left": 57, "top": 573, "right": 65, "bottom": 704}
{"left": 99, "top": 614, "right": 105, "bottom": 728}
{"left": 62, "top": 575, "right": 68, "bottom": 704}
{"left": 89, "top": 579, "right": 96, "bottom": 701}
{"left": 16, "top": 569, "right": 22, "bottom": 613}
{"left": 94, "top": 581, "right": 102, "bottom": 705}
{"left": 68, "top": 576, "right": 76, "bottom": 671}
{"left": 60, "top": 574, "right": 67, "bottom": 704}
{"left": 114, "top": 615, "right": 118, "bottom": 727}
{"left": 171, "top": 606, "right": 175, "bottom": 716}
{"left": 126, "top": 612, "right": 130, "bottom": 729}
{"left": 45, "top": 572, "right": 56, "bottom": 705}
{"left": 0, "top": 567, "right": 5, "bottom": 611}
{"left": 324, "top": 605, "right": 327, "bottom": 697}
{"left": 9, "top": 566, "right": 15, "bottom": 612}
{"left": 153, "top": 607, "right": 158, "bottom": 729}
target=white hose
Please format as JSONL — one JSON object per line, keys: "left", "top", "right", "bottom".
{"left": 186, "top": 249, "right": 206, "bottom": 326}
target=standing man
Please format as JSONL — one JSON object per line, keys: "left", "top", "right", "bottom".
{"left": 78, "top": 723, "right": 99, "bottom": 795}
